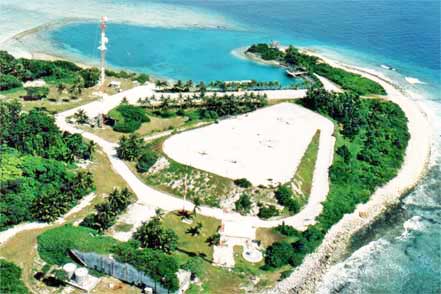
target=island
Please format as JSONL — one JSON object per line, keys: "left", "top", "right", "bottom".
{"left": 0, "top": 40, "right": 431, "bottom": 294}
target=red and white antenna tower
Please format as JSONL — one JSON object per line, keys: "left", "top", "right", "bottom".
{"left": 98, "top": 16, "right": 109, "bottom": 89}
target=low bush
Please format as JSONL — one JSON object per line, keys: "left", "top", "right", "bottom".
{"left": 258, "top": 205, "right": 279, "bottom": 219}
{"left": 0, "top": 74, "right": 22, "bottom": 91}
{"left": 136, "top": 150, "right": 159, "bottom": 173}
{"left": 0, "top": 260, "right": 28, "bottom": 294}
{"left": 233, "top": 178, "right": 252, "bottom": 188}
{"left": 110, "top": 104, "right": 149, "bottom": 133}
{"left": 274, "top": 185, "right": 301, "bottom": 214}
{"left": 234, "top": 193, "right": 252, "bottom": 215}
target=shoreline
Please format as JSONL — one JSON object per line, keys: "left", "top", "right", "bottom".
{"left": 264, "top": 50, "right": 432, "bottom": 294}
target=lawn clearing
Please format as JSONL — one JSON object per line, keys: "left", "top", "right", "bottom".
{"left": 162, "top": 212, "right": 221, "bottom": 260}
{"left": 163, "top": 102, "right": 331, "bottom": 186}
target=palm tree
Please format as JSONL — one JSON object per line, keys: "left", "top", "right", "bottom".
{"left": 74, "top": 109, "right": 88, "bottom": 124}
{"left": 155, "top": 208, "right": 165, "bottom": 219}
{"left": 193, "top": 196, "right": 202, "bottom": 215}
{"left": 57, "top": 83, "right": 66, "bottom": 94}
{"left": 87, "top": 140, "right": 96, "bottom": 159}
{"left": 155, "top": 80, "right": 162, "bottom": 90}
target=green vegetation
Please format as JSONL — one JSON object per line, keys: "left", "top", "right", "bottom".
{"left": 0, "top": 259, "right": 29, "bottom": 294}
{"left": 264, "top": 88, "right": 409, "bottom": 269}
{"left": 258, "top": 205, "right": 280, "bottom": 219}
{"left": 247, "top": 43, "right": 284, "bottom": 61}
{"left": 233, "top": 178, "right": 252, "bottom": 188}
{"left": 37, "top": 225, "right": 179, "bottom": 291}
{"left": 0, "top": 51, "right": 99, "bottom": 91}
{"left": 141, "top": 91, "right": 268, "bottom": 120}
{"left": 162, "top": 212, "right": 221, "bottom": 260}
{"left": 246, "top": 44, "right": 386, "bottom": 95}
{"left": 235, "top": 193, "right": 253, "bottom": 215}
{"left": 136, "top": 150, "right": 159, "bottom": 173}
{"left": 133, "top": 217, "right": 179, "bottom": 254}
{"left": 116, "top": 133, "right": 145, "bottom": 161}
{"left": 24, "top": 86, "right": 49, "bottom": 100}
{"left": 0, "top": 101, "right": 95, "bottom": 229}
{"left": 108, "top": 103, "right": 150, "bottom": 133}
{"left": 274, "top": 185, "right": 302, "bottom": 214}
{"left": 80, "top": 188, "right": 133, "bottom": 232}
{"left": 290, "top": 130, "right": 320, "bottom": 199}
{"left": 120, "top": 136, "right": 233, "bottom": 207}
{"left": 113, "top": 242, "right": 179, "bottom": 291}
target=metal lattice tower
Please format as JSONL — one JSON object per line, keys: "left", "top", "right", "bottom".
{"left": 98, "top": 16, "right": 108, "bottom": 89}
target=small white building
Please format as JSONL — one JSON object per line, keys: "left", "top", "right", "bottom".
{"left": 24, "top": 79, "right": 46, "bottom": 88}
{"left": 108, "top": 80, "right": 121, "bottom": 89}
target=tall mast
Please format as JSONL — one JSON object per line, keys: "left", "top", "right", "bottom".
{"left": 98, "top": 16, "right": 108, "bottom": 90}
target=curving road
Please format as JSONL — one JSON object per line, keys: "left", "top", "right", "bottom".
{"left": 54, "top": 84, "right": 335, "bottom": 236}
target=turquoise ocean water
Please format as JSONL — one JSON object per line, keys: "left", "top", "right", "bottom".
{"left": 28, "top": 1, "right": 441, "bottom": 293}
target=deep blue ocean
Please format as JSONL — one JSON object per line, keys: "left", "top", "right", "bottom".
{"left": 41, "top": 1, "right": 440, "bottom": 293}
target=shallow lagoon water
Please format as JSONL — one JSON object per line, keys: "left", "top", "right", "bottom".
{"left": 48, "top": 23, "right": 302, "bottom": 85}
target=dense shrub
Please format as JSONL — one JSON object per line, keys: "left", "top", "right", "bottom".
{"left": 264, "top": 242, "right": 294, "bottom": 268}
{"left": 37, "top": 224, "right": 119, "bottom": 265}
{"left": 136, "top": 150, "right": 159, "bottom": 173}
{"left": 181, "top": 256, "right": 204, "bottom": 278}
{"left": 112, "top": 242, "right": 179, "bottom": 291}
{"left": 110, "top": 104, "right": 150, "bottom": 133}
{"left": 274, "top": 185, "right": 301, "bottom": 214}
{"left": 0, "top": 147, "right": 94, "bottom": 229}
{"left": 79, "top": 68, "right": 100, "bottom": 88}
{"left": 0, "top": 50, "right": 99, "bottom": 91}
{"left": 275, "top": 223, "right": 301, "bottom": 238}
{"left": 234, "top": 193, "right": 252, "bottom": 215}
{"left": 258, "top": 205, "right": 279, "bottom": 219}
{"left": 0, "top": 74, "right": 22, "bottom": 91}
{"left": 247, "top": 43, "right": 284, "bottom": 60}
{"left": 0, "top": 260, "right": 28, "bottom": 294}
{"left": 233, "top": 178, "right": 252, "bottom": 188}
{"left": 133, "top": 217, "right": 178, "bottom": 253}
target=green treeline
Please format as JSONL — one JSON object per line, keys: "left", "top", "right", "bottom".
{"left": 0, "top": 101, "right": 95, "bottom": 230}
{"left": 0, "top": 51, "right": 99, "bottom": 91}
{"left": 264, "top": 88, "right": 409, "bottom": 268}
{"left": 246, "top": 44, "right": 386, "bottom": 95}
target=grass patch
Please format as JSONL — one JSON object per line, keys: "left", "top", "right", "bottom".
{"left": 113, "top": 222, "right": 134, "bottom": 233}
{"left": 232, "top": 246, "right": 290, "bottom": 291}
{"left": 290, "top": 130, "right": 321, "bottom": 199}
{"left": 162, "top": 212, "right": 221, "bottom": 260}
{"left": 0, "top": 77, "right": 134, "bottom": 114}
{"left": 139, "top": 137, "right": 233, "bottom": 207}
{"left": 80, "top": 115, "right": 187, "bottom": 143}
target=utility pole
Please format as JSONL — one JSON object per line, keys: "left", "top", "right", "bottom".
{"left": 98, "top": 16, "right": 108, "bottom": 91}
